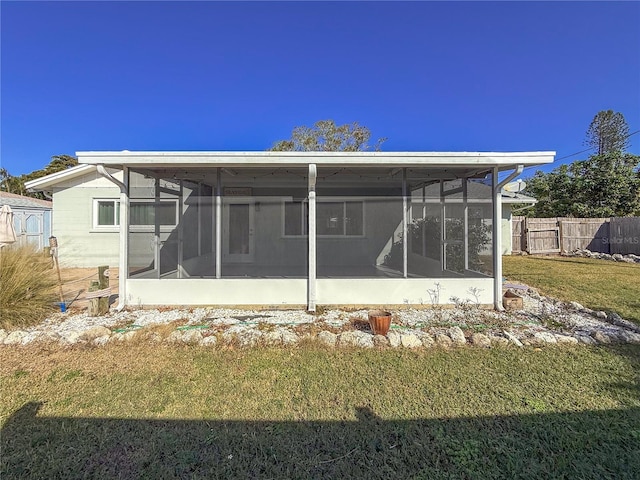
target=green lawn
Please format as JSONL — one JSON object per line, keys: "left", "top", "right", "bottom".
{"left": 1, "top": 344, "right": 639, "bottom": 478}
{"left": 504, "top": 255, "right": 640, "bottom": 325}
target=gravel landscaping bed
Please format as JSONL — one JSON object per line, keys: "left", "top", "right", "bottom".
{"left": 2, "top": 286, "right": 640, "bottom": 349}
{"left": 563, "top": 249, "right": 640, "bottom": 264}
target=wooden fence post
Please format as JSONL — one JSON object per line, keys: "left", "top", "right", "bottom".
{"left": 98, "top": 265, "right": 109, "bottom": 315}
{"left": 88, "top": 266, "right": 110, "bottom": 316}
{"left": 89, "top": 281, "right": 100, "bottom": 316}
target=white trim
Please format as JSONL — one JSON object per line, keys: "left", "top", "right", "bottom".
{"left": 25, "top": 164, "right": 95, "bottom": 191}
{"left": 77, "top": 151, "right": 555, "bottom": 169}
{"left": 119, "top": 166, "right": 129, "bottom": 310}
{"left": 92, "top": 197, "right": 179, "bottom": 232}
{"left": 215, "top": 168, "right": 222, "bottom": 279}
{"left": 402, "top": 168, "right": 408, "bottom": 278}
{"left": 92, "top": 198, "right": 120, "bottom": 230}
{"left": 307, "top": 164, "right": 317, "bottom": 311}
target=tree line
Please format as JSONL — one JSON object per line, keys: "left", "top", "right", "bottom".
{"left": 0, "top": 155, "right": 78, "bottom": 199}
{"left": 522, "top": 110, "right": 640, "bottom": 217}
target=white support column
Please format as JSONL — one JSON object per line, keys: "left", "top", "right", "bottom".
{"left": 402, "top": 168, "right": 408, "bottom": 278}
{"left": 197, "top": 182, "right": 202, "bottom": 257}
{"left": 96, "top": 164, "right": 128, "bottom": 310}
{"left": 215, "top": 168, "right": 222, "bottom": 279}
{"left": 308, "top": 164, "right": 317, "bottom": 312}
{"left": 440, "top": 180, "right": 446, "bottom": 272}
{"left": 119, "top": 167, "right": 129, "bottom": 308}
{"left": 177, "top": 180, "right": 184, "bottom": 279}
{"left": 492, "top": 167, "right": 502, "bottom": 310}
{"left": 154, "top": 177, "right": 161, "bottom": 279}
{"left": 493, "top": 164, "right": 523, "bottom": 310}
{"left": 463, "top": 177, "right": 469, "bottom": 271}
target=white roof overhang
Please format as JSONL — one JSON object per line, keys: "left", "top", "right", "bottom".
{"left": 76, "top": 151, "right": 555, "bottom": 170}
{"left": 24, "top": 164, "right": 95, "bottom": 191}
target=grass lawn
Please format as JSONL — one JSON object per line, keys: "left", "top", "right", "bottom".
{"left": 504, "top": 255, "right": 640, "bottom": 325}
{"left": 1, "top": 344, "right": 639, "bottom": 478}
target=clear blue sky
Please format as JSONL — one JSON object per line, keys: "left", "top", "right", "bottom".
{"left": 2, "top": 1, "right": 639, "bottom": 177}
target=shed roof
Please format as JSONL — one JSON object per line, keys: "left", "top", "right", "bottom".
{"left": 0, "top": 191, "right": 52, "bottom": 209}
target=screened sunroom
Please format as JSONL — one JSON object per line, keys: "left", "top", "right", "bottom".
{"left": 78, "top": 151, "right": 554, "bottom": 310}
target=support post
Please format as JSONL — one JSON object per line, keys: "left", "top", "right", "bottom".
{"left": 492, "top": 167, "right": 502, "bottom": 310}
{"left": 308, "top": 164, "right": 317, "bottom": 312}
{"left": 402, "top": 168, "right": 408, "bottom": 278}
{"left": 89, "top": 281, "right": 99, "bottom": 316}
{"left": 463, "top": 177, "right": 468, "bottom": 271}
{"left": 440, "top": 180, "right": 445, "bottom": 272}
{"left": 177, "top": 180, "right": 184, "bottom": 279}
{"left": 96, "top": 165, "right": 128, "bottom": 310}
{"left": 493, "top": 164, "right": 523, "bottom": 310}
{"left": 98, "top": 265, "right": 109, "bottom": 315}
{"left": 154, "top": 177, "right": 161, "bottom": 279}
{"left": 216, "top": 168, "right": 222, "bottom": 279}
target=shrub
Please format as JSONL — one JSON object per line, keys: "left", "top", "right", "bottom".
{"left": 0, "top": 245, "right": 57, "bottom": 329}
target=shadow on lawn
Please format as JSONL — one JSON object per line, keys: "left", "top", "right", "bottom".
{"left": 2, "top": 402, "right": 639, "bottom": 479}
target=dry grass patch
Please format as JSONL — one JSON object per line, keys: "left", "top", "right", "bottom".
{"left": 0, "top": 246, "right": 58, "bottom": 329}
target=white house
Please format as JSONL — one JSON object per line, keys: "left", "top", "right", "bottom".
{"left": 26, "top": 151, "right": 554, "bottom": 310}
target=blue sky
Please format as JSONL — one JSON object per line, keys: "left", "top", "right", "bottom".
{"left": 1, "top": 1, "right": 639, "bottom": 177}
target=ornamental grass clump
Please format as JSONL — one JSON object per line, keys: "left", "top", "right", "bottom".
{"left": 0, "top": 245, "right": 57, "bottom": 329}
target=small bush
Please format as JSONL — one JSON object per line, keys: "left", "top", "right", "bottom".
{"left": 0, "top": 245, "right": 57, "bottom": 329}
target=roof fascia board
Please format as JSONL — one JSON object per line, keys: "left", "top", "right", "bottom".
{"left": 76, "top": 151, "right": 555, "bottom": 169}
{"left": 24, "top": 164, "right": 96, "bottom": 191}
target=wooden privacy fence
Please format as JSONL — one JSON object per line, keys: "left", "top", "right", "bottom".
{"left": 512, "top": 216, "right": 640, "bottom": 255}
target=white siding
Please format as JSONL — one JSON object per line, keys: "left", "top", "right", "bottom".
{"left": 52, "top": 170, "right": 121, "bottom": 267}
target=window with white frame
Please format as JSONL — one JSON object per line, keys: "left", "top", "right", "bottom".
{"left": 93, "top": 199, "right": 120, "bottom": 228}
{"left": 130, "top": 200, "right": 178, "bottom": 226}
{"left": 283, "top": 199, "right": 364, "bottom": 237}
{"left": 93, "top": 199, "right": 178, "bottom": 229}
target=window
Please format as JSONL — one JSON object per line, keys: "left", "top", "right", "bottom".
{"left": 130, "top": 201, "right": 177, "bottom": 226}
{"left": 93, "top": 199, "right": 178, "bottom": 229}
{"left": 284, "top": 200, "right": 308, "bottom": 236}
{"left": 283, "top": 199, "right": 364, "bottom": 237}
{"left": 94, "top": 199, "right": 120, "bottom": 228}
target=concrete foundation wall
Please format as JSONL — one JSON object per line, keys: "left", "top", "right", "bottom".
{"left": 125, "top": 277, "right": 494, "bottom": 306}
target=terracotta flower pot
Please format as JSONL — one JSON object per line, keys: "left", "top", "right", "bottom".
{"left": 368, "top": 310, "right": 392, "bottom": 336}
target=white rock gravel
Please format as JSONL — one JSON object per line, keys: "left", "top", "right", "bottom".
{"left": 400, "top": 333, "right": 422, "bottom": 349}
{"left": 471, "top": 333, "right": 491, "bottom": 348}
{"left": 3, "top": 286, "right": 640, "bottom": 350}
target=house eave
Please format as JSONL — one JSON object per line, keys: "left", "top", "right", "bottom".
{"left": 76, "top": 150, "right": 556, "bottom": 170}
{"left": 24, "top": 164, "right": 95, "bottom": 192}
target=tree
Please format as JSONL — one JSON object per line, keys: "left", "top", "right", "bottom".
{"left": 584, "top": 109, "right": 630, "bottom": 155}
{"left": 522, "top": 110, "right": 639, "bottom": 217}
{"left": 0, "top": 154, "right": 78, "bottom": 198}
{"left": 524, "top": 152, "right": 640, "bottom": 217}
{"left": 524, "top": 164, "right": 579, "bottom": 217}
{"left": 269, "top": 120, "right": 386, "bottom": 152}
